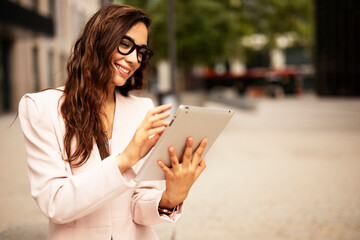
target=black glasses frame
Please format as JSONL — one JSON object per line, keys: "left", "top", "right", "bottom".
{"left": 117, "top": 36, "right": 153, "bottom": 64}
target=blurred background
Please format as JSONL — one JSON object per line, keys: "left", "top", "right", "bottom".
{"left": 0, "top": 0, "right": 359, "bottom": 239}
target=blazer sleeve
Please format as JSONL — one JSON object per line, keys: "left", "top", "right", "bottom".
{"left": 18, "top": 94, "right": 136, "bottom": 224}
{"left": 131, "top": 182, "right": 184, "bottom": 225}
{"left": 130, "top": 98, "right": 183, "bottom": 225}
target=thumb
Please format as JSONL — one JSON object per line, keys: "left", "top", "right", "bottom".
{"left": 157, "top": 160, "right": 172, "bottom": 175}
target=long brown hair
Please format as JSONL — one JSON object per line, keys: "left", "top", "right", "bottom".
{"left": 61, "top": 4, "right": 151, "bottom": 167}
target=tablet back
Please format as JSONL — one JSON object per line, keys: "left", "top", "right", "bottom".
{"left": 135, "top": 105, "right": 234, "bottom": 181}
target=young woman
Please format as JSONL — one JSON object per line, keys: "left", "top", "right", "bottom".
{"left": 18, "top": 4, "right": 207, "bottom": 240}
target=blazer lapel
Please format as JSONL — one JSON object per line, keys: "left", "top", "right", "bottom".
{"left": 110, "top": 92, "right": 139, "bottom": 180}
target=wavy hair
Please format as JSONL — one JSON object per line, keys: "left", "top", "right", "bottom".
{"left": 61, "top": 4, "right": 151, "bottom": 167}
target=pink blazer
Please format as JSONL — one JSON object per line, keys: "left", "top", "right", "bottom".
{"left": 18, "top": 88, "right": 182, "bottom": 240}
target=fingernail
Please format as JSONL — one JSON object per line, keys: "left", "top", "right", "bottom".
{"left": 171, "top": 147, "right": 176, "bottom": 153}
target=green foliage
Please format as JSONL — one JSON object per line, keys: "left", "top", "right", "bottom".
{"left": 242, "top": 0, "right": 314, "bottom": 47}
{"left": 115, "top": 0, "right": 313, "bottom": 67}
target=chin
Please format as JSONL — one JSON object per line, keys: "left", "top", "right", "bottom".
{"left": 112, "top": 76, "right": 128, "bottom": 87}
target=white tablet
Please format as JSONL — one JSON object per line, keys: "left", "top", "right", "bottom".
{"left": 135, "top": 105, "right": 234, "bottom": 181}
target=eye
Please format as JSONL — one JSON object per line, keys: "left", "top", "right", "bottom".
{"left": 119, "top": 42, "right": 129, "bottom": 48}
{"left": 120, "top": 41, "right": 130, "bottom": 48}
{"left": 119, "top": 39, "right": 132, "bottom": 49}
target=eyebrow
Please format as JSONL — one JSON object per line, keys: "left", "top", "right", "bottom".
{"left": 123, "top": 35, "right": 148, "bottom": 48}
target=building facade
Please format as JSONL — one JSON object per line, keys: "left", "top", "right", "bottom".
{"left": 314, "top": 0, "right": 360, "bottom": 96}
{"left": 0, "top": 0, "right": 101, "bottom": 112}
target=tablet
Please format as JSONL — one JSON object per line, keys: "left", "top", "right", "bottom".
{"left": 135, "top": 105, "right": 234, "bottom": 181}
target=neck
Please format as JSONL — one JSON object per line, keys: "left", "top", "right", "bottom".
{"left": 105, "top": 85, "right": 116, "bottom": 105}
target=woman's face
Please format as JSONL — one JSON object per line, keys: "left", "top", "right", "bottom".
{"left": 110, "top": 22, "right": 149, "bottom": 88}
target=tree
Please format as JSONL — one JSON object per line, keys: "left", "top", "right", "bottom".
{"left": 118, "top": 0, "right": 253, "bottom": 66}
{"left": 116, "top": 0, "right": 313, "bottom": 91}
{"left": 241, "top": 0, "right": 314, "bottom": 48}
{"left": 118, "top": 0, "right": 313, "bottom": 64}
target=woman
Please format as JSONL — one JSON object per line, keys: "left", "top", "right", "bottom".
{"left": 18, "top": 4, "right": 207, "bottom": 240}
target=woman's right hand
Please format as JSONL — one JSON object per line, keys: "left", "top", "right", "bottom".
{"left": 116, "top": 104, "right": 172, "bottom": 173}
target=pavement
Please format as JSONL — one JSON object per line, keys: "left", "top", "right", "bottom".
{"left": 1, "top": 93, "right": 360, "bottom": 240}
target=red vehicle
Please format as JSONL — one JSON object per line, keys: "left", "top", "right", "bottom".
{"left": 203, "top": 67, "right": 302, "bottom": 97}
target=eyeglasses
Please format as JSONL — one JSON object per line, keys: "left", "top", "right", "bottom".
{"left": 118, "top": 36, "right": 153, "bottom": 64}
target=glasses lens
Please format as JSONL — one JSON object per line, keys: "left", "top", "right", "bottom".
{"left": 118, "top": 37, "right": 153, "bottom": 63}
{"left": 138, "top": 48, "right": 152, "bottom": 63}
{"left": 118, "top": 38, "right": 133, "bottom": 54}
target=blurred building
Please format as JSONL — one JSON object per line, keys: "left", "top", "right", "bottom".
{"left": 314, "top": 0, "right": 360, "bottom": 96}
{"left": 0, "top": 0, "right": 101, "bottom": 113}
{"left": 203, "top": 33, "right": 313, "bottom": 97}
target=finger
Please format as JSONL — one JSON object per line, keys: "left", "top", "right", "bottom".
{"left": 157, "top": 160, "right": 172, "bottom": 175}
{"left": 149, "top": 104, "right": 172, "bottom": 116}
{"left": 194, "top": 159, "right": 206, "bottom": 179}
{"left": 168, "top": 146, "right": 180, "bottom": 169}
{"left": 147, "top": 126, "right": 166, "bottom": 137}
{"left": 149, "top": 112, "right": 171, "bottom": 124}
{"left": 150, "top": 120, "right": 170, "bottom": 129}
{"left": 145, "top": 112, "right": 170, "bottom": 130}
{"left": 148, "top": 133, "right": 161, "bottom": 148}
{"left": 142, "top": 104, "right": 172, "bottom": 130}
{"left": 182, "top": 137, "right": 193, "bottom": 167}
{"left": 191, "top": 138, "right": 208, "bottom": 167}
{"left": 147, "top": 123, "right": 168, "bottom": 146}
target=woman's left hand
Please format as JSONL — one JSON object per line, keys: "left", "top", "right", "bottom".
{"left": 158, "top": 137, "right": 208, "bottom": 209}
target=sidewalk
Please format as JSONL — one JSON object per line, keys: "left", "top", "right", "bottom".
{"left": 1, "top": 95, "right": 360, "bottom": 240}
{"left": 0, "top": 114, "right": 48, "bottom": 239}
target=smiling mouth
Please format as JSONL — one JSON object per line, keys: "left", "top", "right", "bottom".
{"left": 115, "top": 63, "right": 130, "bottom": 74}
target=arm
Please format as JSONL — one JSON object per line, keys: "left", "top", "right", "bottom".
{"left": 19, "top": 95, "right": 135, "bottom": 224}
{"left": 130, "top": 179, "right": 184, "bottom": 225}
{"left": 130, "top": 137, "right": 207, "bottom": 225}
{"left": 158, "top": 137, "right": 208, "bottom": 209}
{"left": 110, "top": 98, "right": 182, "bottom": 225}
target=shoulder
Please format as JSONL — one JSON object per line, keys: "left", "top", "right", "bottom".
{"left": 23, "top": 87, "right": 64, "bottom": 102}
{"left": 20, "top": 87, "right": 64, "bottom": 103}
{"left": 19, "top": 87, "right": 64, "bottom": 121}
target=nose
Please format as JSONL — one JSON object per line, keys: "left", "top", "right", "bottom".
{"left": 125, "top": 49, "right": 138, "bottom": 64}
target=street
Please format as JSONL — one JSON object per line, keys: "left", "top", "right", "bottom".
{"left": 1, "top": 94, "right": 360, "bottom": 240}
